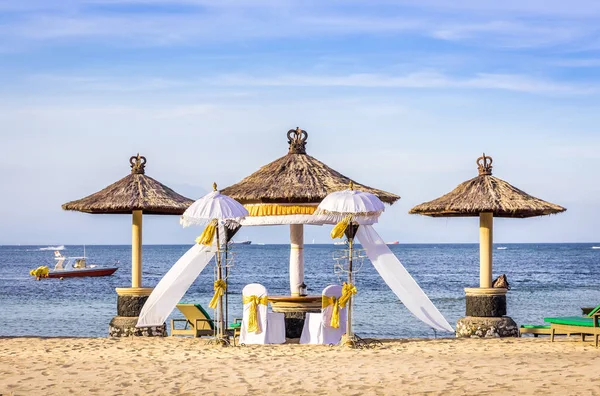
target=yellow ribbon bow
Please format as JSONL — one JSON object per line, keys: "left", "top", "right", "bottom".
{"left": 242, "top": 295, "right": 269, "bottom": 333}
{"left": 196, "top": 219, "right": 218, "bottom": 246}
{"left": 322, "top": 296, "right": 341, "bottom": 329}
{"left": 208, "top": 279, "right": 227, "bottom": 309}
{"left": 330, "top": 215, "right": 353, "bottom": 240}
{"left": 338, "top": 282, "right": 357, "bottom": 308}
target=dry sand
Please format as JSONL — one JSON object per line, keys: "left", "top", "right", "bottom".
{"left": 1, "top": 337, "right": 600, "bottom": 395}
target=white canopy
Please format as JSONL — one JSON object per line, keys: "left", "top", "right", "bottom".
{"left": 180, "top": 190, "right": 248, "bottom": 228}
{"left": 314, "top": 189, "right": 385, "bottom": 223}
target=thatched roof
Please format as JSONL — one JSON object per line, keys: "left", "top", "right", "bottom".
{"left": 62, "top": 155, "right": 194, "bottom": 215}
{"left": 409, "top": 154, "right": 566, "bottom": 218}
{"left": 220, "top": 128, "right": 400, "bottom": 205}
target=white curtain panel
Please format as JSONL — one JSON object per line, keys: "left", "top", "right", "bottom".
{"left": 136, "top": 244, "right": 215, "bottom": 327}
{"left": 357, "top": 225, "right": 455, "bottom": 333}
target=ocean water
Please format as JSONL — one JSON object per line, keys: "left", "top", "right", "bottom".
{"left": 1, "top": 243, "right": 600, "bottom": 338}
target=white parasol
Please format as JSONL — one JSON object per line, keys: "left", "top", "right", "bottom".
{"left": 315, "top": 182, "right": 384, "bottom": 345}
{"left": 136, "top": 183, "right": 248, "bottom": 343}
{"left": 181, "top": 188, "right": 248, "bottom": 229}
{"left": 182, "top": 183, "right": 248, "bottom": 343}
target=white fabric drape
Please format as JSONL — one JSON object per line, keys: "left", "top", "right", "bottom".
{"left": 136, "top": 244, "right": 215, "bottom": 327}
{"left": 357, "top": 225, "right": 454, "bottom": 333}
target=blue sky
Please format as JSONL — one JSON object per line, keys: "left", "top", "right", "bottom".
{"left": 1, "top": 1, "right": 599, "bottom": 244}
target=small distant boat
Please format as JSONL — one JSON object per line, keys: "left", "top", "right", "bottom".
{"left": 334, "top": 241, "right": 346, "bottom": 246}
{"left": 229, "top": 240, "right": 251, "bottom": 245}
{"left": 40, "top": 245, "right": 65, "bottom": 251}
{"left": 497, "top": 247, "right": 508, "bottom": 250}
{"left": 33, "top": 251, "right": 118, "bottom": 279}
{"left": 592, "top": 247, "right": 600, "bottom": 250}
{"left": 386, "top": 241, "right": 400, "bottom": 245}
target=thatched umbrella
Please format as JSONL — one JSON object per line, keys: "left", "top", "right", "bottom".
{"left": 409, "top": 154, "right": 565, "bottom": 336}
{"left": 62, "top": 154, "right": 194, "bottom": 290}
{"left": 221, "top": 127, "right": 400, "bottom": 296}
{"left": 410, "top": 154, "right": 565, "bottom": 288}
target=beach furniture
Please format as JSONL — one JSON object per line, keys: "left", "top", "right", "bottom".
{"left": 545, "top": 305, "right": 600, "bottom": 347}
{"left": 239, "top": 284, "right": 286, "bottom": 344}
{"left": 171, "top": 304, "right": 215, "bottom": 338}
{"left": 170, "top": 303, "right": 243, "bottom": 342}
{"left": 300, "top": 285, "right": 347, "bottom": 344}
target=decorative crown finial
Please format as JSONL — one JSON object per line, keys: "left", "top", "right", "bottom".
{"left": 130, "top": 153, "right": 147, "bottom": 175}
{"left": 349, "top": 181, "right": 354, "bottom": 190}
{"left": 477, "top": 153, "right": 493, "bottom": 176}
{"left": 287, "top": 127, "right": 308, "bottom": 154}
{"left": 213, "top": 182, "right": 217, "bottom": 191}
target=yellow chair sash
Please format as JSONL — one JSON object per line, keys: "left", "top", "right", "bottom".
{"left": 331, "top": 215, "right": 353, "bottom": 239}
{"left": 338, "top": 282, "right": 357, "bottom": 308}
{"left": 242, "top": 295, "right": 269, "bottom": 333}
{"left": 196, "top": 219, "right": 218, "bottom": 246}
{"left": 322, "top": 296, "right": 341, "bottom": 329}
{"left": 208, "top": 279, "right": 226, "bottom": 309}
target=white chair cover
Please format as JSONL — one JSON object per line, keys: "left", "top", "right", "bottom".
{"left": 300, "top": 285, "right": 347, "bottom": 344}
{"left": 239, "top": 283, "right": 286, "bottom": 344}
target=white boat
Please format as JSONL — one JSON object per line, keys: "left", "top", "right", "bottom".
{"left": 334, "top": 241, "right": 346, "bottom": 246}
{"left": 592, "top": 246, "right": 600, "bottom": 250}
{"left": 32, "top": 251, "right": 118, "bottom": 279}
{"left": 228, "top": 239, "right": 252, "bottom": 245}
{"left": 497, "top": 247, "right": 507, "bottom": 250}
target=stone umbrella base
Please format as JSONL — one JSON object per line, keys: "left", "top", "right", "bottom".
{"left": 455, "top": 287, "right": 519, "bottom": 338}
{"left": 456, "top": 316, "right": 519, "bottom": 338}
{"left": 109, "top": 316, "right": 166, "bottom": 337}
{"left": 109, "top": 287, "right": 166, "bottom": 337}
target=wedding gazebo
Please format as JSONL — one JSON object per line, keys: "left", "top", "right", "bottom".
{"left": 221, "top": 127, "right": 400, "bottom": 336}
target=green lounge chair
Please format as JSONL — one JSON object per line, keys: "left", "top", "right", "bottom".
{"left": 171, "top": 303, "right": 243, "bottom": 343}
{"left": 545, "top": 305, "right": 600, "bottom": 347}
{"left": 171, "top": 304, "right": 215, "bottom": 338}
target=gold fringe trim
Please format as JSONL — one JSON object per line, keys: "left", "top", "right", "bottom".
{"left": 245, "top": 204, "right": 317, "bottom": 217}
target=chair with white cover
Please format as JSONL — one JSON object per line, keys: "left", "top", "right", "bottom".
{"left": 239, "top": 283, "right": 286, "bottom": 344}
{"left": 300, "top": 285, "right": 347, "bottom": 344}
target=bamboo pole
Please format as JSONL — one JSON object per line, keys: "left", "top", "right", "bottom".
{"left": 131, "top": 209, "right": 143, "bottom": 288}
{"left": 479, "top": 212, "right": 493, "bottom": 288}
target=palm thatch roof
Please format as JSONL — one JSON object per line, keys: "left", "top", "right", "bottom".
{"left": 220, "top": 128, "right": 400, "bottom": 205}
{"left": 62, "top": 155, "right": 194, "bottom": 215}
{"left": 409, "top": 154, "right": 566, "bottom": 218}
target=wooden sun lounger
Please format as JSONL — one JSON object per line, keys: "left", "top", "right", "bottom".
{"left": 171, "top": 304, "right": 215, "bottom": 338}
{"left": 171, "top": 303, "right": 243, "bottom": 344}
{"left": 545, "top": 313, "right": 600, "bottom": 347}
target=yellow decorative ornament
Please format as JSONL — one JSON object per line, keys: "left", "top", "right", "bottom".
{"left": 322, "top": 296, "right": 341, "bottom": 328}
{"left": 196, "top": 219, "right": 218, "bottom": 246}
{"left": 242, "top": 295, "right": 269, "bottom": 333}
{"left": 331, "top": 214, "right": 353, "bottom": 239}
{"left": 338, "top": 282, "right": 357, "bottom": 308}
{"left": 208, "top": 279, "right": 227, "bottom": 309}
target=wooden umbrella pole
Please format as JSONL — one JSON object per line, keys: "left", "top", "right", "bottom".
{"left": 131, "top": 210, "right": 143, "bottom": 288}
{"left": 479, "top": 212, "right": 493, "bottom": 288}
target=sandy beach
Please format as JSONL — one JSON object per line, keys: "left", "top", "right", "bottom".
{"left": 1, "top": 337, "right": 599, "bottom": 395}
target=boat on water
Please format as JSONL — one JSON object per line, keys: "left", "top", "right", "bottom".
{"left": 334, "top": 241, "right": 346, "bottom": 246}
{"left": 31, "top": 251, "right": 118, "bottom": 279}
{"left": 228, "top": 240, "right": 252, "bottom": 245}
{"left": 386, "top": 241, "right": 400, "bottom": 245}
